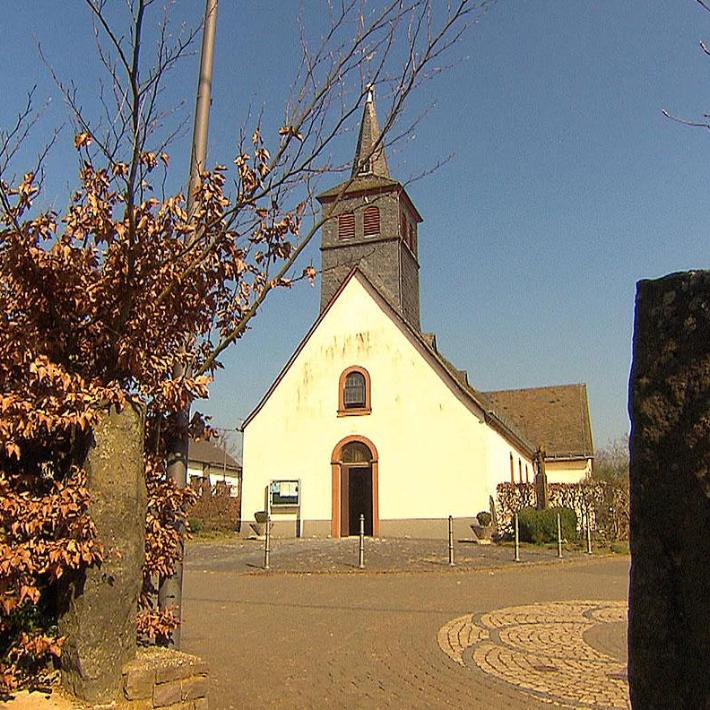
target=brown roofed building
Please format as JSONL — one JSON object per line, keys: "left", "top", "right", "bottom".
{"left": 484, "top": 385, "right": 594, "bottom": 482}
{"left": 188, "top": 438, "right": 242, "bottom": 497}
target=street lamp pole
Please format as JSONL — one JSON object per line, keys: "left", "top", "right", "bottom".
{"left": 159, "top": 0, "right": 219, "bottom": 649}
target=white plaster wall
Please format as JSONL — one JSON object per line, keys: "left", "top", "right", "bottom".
{"left": 485, "top": 425, "right": 534, "bottom": 501}
{"left": 545, "top": 458, "right": 591, "bottom": 484}
{"left": 242, "top": 275, "right": 511, "bottom": 528}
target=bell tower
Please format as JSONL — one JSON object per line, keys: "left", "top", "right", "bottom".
{"left": 316, "top": 90, "right": 422, "bottom": 330}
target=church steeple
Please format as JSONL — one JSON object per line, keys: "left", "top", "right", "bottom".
{"left": 317, "top": 90, "right": 423, "bottom": 330}
{"left": 351, "top": 87, "right": 390, "bottom": 179}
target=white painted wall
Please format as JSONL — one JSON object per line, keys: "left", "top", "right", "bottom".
{"left": 485, "top": 425, "right": 534, "bottom": 494}
{"left": 545, "top": 458, "right": 592, "bottom": 484}
{"left": 242, "top": 274, "right": 533, "bottom": 531}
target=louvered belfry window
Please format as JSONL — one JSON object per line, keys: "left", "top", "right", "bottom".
{"left": 344, "top": 371, "right": 366, "bottom": 408}
{"left": 338, "top": 212, "right": 355, "bottom": 240}
{"left": 363, "top": 206, "right": 380, "bottom": 236}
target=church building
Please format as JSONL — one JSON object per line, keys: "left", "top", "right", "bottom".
{"left": 241, "top": 93, "right": 594, "bottom": 538}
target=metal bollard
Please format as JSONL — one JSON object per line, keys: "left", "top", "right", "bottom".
{"left": 264, "top": 513, "right": 271, "bottom": 570}
{"left": 448, "top": 515, "right": 455, "bottom": 567}
{"left": 358, "top": 514, "right": 365, "bottom": 569}
{"left": 557, "top": 512, "right": 563, "bottom": 559}
{"left": 514, "top": 512, "right": 520, "bottom": 563}
{"left": 586, "top": 517, "right": 593, "bottom": 555}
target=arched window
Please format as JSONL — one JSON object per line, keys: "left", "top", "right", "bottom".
{"left": 363, "top": 206, "right": 380, "bottom": 236}
{"left": 525, "top": 464, "right": 530, "bottom": 483}
{"left": 338, "top": 212, "right": 355, "bottom": 240}
{"left": 338, "top": 366, "right": 371, "bottom": 415}
{"left": 341, "top": 441, "right": 373, "bottom": 464}
{"left": 518, "top": 458, "right": 523, "bottom": 483}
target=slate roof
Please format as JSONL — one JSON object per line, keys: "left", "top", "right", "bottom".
{"left": 188, "top": 439, "right": 241, "bottom": 471}
{"left": 350, "top": 87, "right": 390, "bottom": 179}
{"left": 316, "top": 174, "right": 401, "bottom": 201}
{"left": 482, "top": 385, "right": 594, "bottom": 459}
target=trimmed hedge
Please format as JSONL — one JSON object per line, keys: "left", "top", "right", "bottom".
{"left": 517, "top": 507, "right": 577, "bottom": 544}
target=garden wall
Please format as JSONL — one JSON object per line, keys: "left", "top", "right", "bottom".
{"left": 121, "top": 647, "right": 209, "bottom": 708}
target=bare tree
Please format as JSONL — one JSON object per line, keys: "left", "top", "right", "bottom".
{"left": 36, "top": 1, "right": 492, "bottom": 363}
{"left": 662, "top": 0, "right": 710, "bottom": 129}
{"left": 0, "top": 0, "right": 494, "bottom": 664}
{"left": 593, "top": 435, "right": 629, "bottom": 484}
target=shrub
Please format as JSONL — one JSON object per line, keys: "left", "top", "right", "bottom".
{"left": 188, "top": 517, "right": 203, "bottom": 534}
{"left": 517, "top": 507, "right": 577, "bottom": 544}
{"left": 476, "top": 511, "right": 492, "bottom": 527}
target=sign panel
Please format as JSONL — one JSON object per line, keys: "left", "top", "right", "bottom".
{"left": 269, "top": 479, "right": 300, "bottom": 507}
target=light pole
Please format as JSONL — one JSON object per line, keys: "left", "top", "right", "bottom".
{"left": 159, "top": 0, "right": 219, "bottom": 649}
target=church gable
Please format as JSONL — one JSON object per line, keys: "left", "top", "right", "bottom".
{"left": 243, "top": 269, "right": 539, "bottom": 467}
{"left": 244, "top": 269, "right": 483, "bottom": 430}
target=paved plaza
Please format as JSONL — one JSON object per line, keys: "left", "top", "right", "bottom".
{"left": 182, "top": 538, "right": 630, "bottom": 709}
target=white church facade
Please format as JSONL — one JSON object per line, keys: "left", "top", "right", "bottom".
{"left": 241, "top": 94, "right": 594, "bottom": 538}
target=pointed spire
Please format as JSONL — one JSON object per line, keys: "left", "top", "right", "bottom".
{"left": 351, "top": 85, "right": 390, "bottom": 179}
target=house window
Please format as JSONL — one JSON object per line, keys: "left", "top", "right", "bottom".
{"left": 363, "top": 206, "right": 380, "bottom": 236}
{"left": 338, "top": 366, "right": 371, "bottom": 416}
{"left": 518, "top": 458, "right": 523, "bottom": 483}
{"left": 525, "top": 464, "right": 530, "bottom": 483}
{"left": 338, "top": 212, "right": 355, "bottom": 240}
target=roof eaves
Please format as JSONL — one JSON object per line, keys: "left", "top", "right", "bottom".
{"left": 351, "top": 277, "right": 536, "bottom": 455}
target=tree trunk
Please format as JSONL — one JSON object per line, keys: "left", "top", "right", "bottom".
{"left": 58, "top": 404, "right": 147, "bottom": 704}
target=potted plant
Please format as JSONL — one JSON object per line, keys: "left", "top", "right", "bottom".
{"left": 249, "top": 510, "right": 273, "bottom": 539}
{"left": 471, "top": 510, "right": 496, "bottom": 543}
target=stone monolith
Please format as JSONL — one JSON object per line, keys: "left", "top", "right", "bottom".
{"left": 58, "top": 404, "right": 147, "bottom": 704}
{"left": 628, "top": 270, "right": 710, "bottom": 708}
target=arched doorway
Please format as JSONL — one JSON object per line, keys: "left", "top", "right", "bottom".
{"left": 331, "top": 436, "right": 379, "bottom": 538}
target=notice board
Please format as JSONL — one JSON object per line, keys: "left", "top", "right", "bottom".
{"left": 269, "top": 479, "right": 300, "bottom": 507}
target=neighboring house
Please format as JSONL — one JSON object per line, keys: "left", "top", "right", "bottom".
{"left": 241, "top": 91, "right": 594, "bottom": 539}
{"left": 188, "top": 438, "right": 242, "bottom": 497}
{"left": 483, "top": 385, "right": 594, "bottom": 484}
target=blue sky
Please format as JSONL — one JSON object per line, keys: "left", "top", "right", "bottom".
{"left": 1, "top": 1, "right": 708, "bottom": 450}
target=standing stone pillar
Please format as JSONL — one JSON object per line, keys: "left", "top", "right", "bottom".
{"left": 628, "top": 271, "right": 710, "bottom": 709}
{"left": 534, "top": 448, "right": 548, "bottom": 510}
{"left": 59, "top": 404, "right": 147, "bottom": 704}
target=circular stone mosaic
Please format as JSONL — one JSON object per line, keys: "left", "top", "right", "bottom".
{"left": 437, "top": 600, "right": 629, "bottom": 709}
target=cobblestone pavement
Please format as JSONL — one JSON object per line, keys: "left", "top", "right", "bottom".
{"left": 438, "top": 601, "right": 629, "bottom": 708}
{"left": 186, "top": 535, "right": 592, "bottom": 575}
{"left": 182, "top": 540, "right": 629, "bottom": 709}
